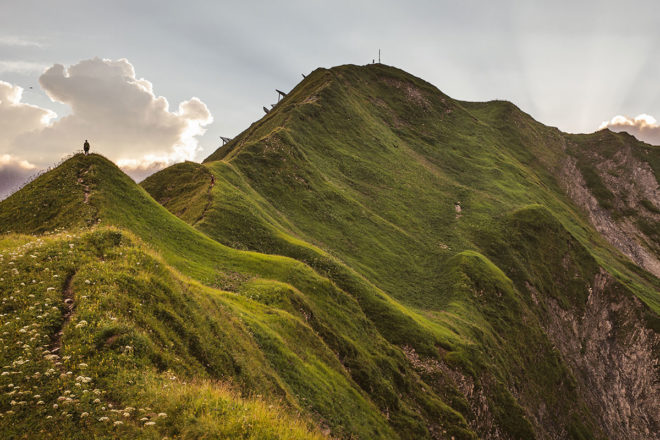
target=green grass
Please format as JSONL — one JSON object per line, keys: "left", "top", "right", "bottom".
{"left": 0, "top": 155, "right": 478, "bottom": 438}
{"left": 0, "top": 229, "right": 324, "bottom": 439}
{"left": 154, "top": 63, "right": 658, "bottom": 438}
{"left": 0, "top": 154, "right": 97, "bottom": 233}
{"left": 141, "top": 161, "right": 213, "bottom": 226}
{"left": 1, "top": 63, "right": 657, "bottom": 439}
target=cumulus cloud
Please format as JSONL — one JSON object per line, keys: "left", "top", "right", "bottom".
{"left": 3, "top": 57, "right": 212, "bottom": 179}
{"left": 599, "top": 114, "right": 660, "bottom": 146}
{"left": 0, "top": 154, "right": 38, "bottom": 200}
{"left": 0, "top": 80, "right": 56, "bottom": 150}
{"left": 0, "top": 82, "right": 54, "bottom": 198}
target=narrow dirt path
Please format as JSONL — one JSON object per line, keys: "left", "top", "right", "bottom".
{"left": 50, "top": 271, "right": 76, "bottom": 355}
{"left": 193, "top": 180, "right": 215, "bottom": 226}
{"left": 76, "top": 162, "right": 100, "bottom": 225}
{"left": 77, "top": 170, "right": 91, "bottom": 204}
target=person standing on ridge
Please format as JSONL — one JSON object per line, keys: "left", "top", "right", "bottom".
{"left": 83, "top": 140, "right": 90, "bottom": 155}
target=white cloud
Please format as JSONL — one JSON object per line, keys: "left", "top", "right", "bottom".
{"left": 599, "top": 114, "right": 660, "bottom": 146}
{"left": 3, "top": 57, "right": 212, "bottom": 175}
{"left": 0, "top": 60, "right": 49, "bottom": 74}
{"left": 0, "top": 36, "right": 44, "bottom": 48}
{"left": 0, "top": 81, "right": 56, "bottom": 155}
{"left": 117, "top": 159, "right": 173, "bottom": 183}
{"left": 0, "top": 82, "right": 50, "bottom": 198}
{"left": 0, "top": 154, "right": 38, "bottom": 200}
{"left": 0, "top": 154, "right": 37, "bottom": 170}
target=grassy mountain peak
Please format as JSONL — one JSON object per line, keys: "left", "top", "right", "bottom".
{"left": 2, "top": 63, "right": 659, "bottom": 439}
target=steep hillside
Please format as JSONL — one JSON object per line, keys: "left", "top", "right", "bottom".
{"left": 1, "top": 155, "right": 484, "bottom": 439}
{"left": 145, "top": 63, "right": 659, "bottom": 439}
{"left": 561, "top": 130, "right": 660, "bottom": 277}
{"left": 0, "top": 229, "right": 324, "bottom": 439}
{"left": 1, "top": 63, "right": 658, "bottom": 440}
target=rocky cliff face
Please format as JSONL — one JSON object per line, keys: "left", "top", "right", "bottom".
{"left": 536, "top": 269, "right": 659, "bottom": 440}
{"left": 559, "top": 133, "right": 660, "bottom": 278}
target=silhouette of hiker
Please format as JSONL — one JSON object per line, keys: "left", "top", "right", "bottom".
{"left": 210, "top": 174, "right": 215, "bottom": 187}
{"left": 83, "top": 140, "right": 90, "bottom": 155}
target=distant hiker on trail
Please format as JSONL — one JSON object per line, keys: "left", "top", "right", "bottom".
{"left": 210, "top": 174, "right": 215, "bottom": 187}
{"left": 83, "top": 140, "right": 90, "bottom": 155}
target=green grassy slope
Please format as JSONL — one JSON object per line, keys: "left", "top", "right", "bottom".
{"left": 0, "top": 229, "right": 325, "bottom": 439}
{"left": 0, "top": 154, "right": 482, "bottom": 439}
{"left": 0, "top": 154, "right": 98, "bottom": 233}
{"left": 142, "top": 161, "right": 213, "bottom": 226}
{"left": 202, "top": 65, "right": 658, "bottom": 309}
{"left": 200, "top": 63, "right": 658, "bottom": 309}
{"left": 2, "top": 63, "right": 658, "bottom": 439}
{"left": 144, "top": 63, "right": 658, "bottom": 438}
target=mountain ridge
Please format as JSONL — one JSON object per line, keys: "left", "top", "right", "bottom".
{"left": 147, "top": 63, "right": 659, "bottom": 438}
{"left": 1, "top": 63, "right": 658, "bottom": 439}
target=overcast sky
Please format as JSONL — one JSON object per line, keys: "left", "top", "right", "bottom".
{"left": 1, "top": 0, "right": 659, "bottom": 198}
